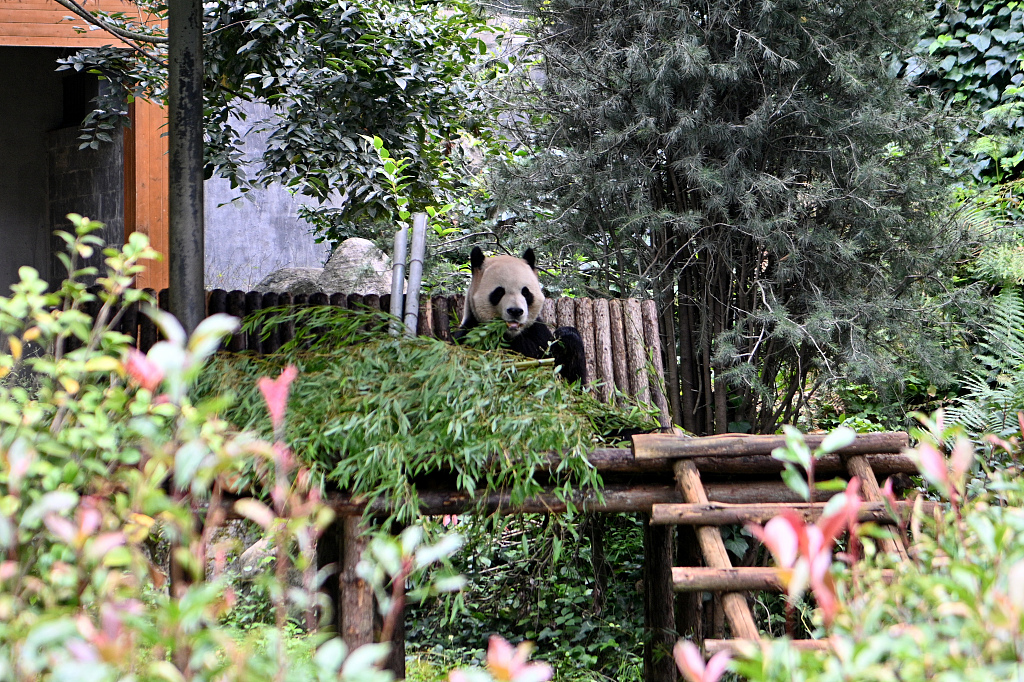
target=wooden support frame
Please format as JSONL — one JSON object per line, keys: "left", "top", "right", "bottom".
{"left": 673, "top": 460, "right": 760, "bottom": 640}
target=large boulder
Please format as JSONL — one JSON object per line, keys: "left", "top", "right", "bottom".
{"left": 254, "top": 267, "right": 324, "bottom": 296}
{"left": 318, "top": 238, "right": 393, "bottom": 295}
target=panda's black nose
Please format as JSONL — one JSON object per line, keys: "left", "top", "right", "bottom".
{"left": 506, "top": 306, "right": 524, "bottom": 319}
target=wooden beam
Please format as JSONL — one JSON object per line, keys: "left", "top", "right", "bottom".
{"left": 651, "top": 501, "right": 935, "bottom": 526}
{"left": 673, "top": 567, "right": 898, "bottom": 593}
{"left": 584, "top": 448, "right": 918, "bottom": 476}
{"left": 634, "top": 432, "right": 908, "bottom": 460}
{"left": 703, "top": 638, "right": 833, "bottom": 657}
{"left": 215, "top": 479, "right": 881, "bottom": 520}
{"left": 846, "top": 455, "right": 909, "bottom": 560}
{"left": 673, "top": 567, "right": 785, "bottom": 593}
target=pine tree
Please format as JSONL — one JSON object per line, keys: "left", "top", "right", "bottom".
{"left": 494, "top": 0, "right": 974, "bottom": 434}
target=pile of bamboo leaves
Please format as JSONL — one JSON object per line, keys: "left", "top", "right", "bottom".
{"left": 193, "top": 307, "right": 657, "bottom": 522}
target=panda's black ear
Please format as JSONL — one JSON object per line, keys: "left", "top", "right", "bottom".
{"left": 522, "top": 248, "right": 536, "bottom": 269}
{"left": 470, "top": 246, "right": 485, "bottom": 271}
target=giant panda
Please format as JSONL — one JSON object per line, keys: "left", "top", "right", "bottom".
{"left": 455, "top": 246, "right": 588, "bottom": 385}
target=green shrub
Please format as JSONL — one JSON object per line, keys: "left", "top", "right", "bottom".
{"left": 733, "top": 418, "right": 1024, "bottom": 681}
{"left": 0, "top": 215, "right": 452, "bottom": 682}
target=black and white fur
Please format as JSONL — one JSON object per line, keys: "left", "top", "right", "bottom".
{"left": 456, "top": 246, "right": 588, "bottom": 385}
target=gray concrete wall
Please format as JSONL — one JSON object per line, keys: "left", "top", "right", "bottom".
{"left": 0, "top": 47, "right": 65, "bottom": 291}
{"left": 204, "top": 103, "right": 331, "bottom": 291}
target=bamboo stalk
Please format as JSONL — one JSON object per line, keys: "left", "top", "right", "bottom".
{"left": 633, "top": 432, "right": 909, "bottom": 460}
{"left": 513, "top": 358, "right": 556, "bottom": 369}
{"left": 403, "top": 213, "right": 428, "bottom": 335}
{"left": 390, "top": 225, "right": 408, "bottom": 336}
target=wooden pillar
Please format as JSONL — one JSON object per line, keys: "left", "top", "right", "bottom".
{"left": 643, "top": 517, "right": 677, "bottom": 682}
{"left": 340, "top": 516, "right": 374, "bottom": 648}
{"left": 168, "top": 0, "right": 206, "bottom": 334}
{"left": 675, "top": 525, "right": 703, "bottom": 644}
{"left": 316, "top": 519, "right": 343, "bottom": 631}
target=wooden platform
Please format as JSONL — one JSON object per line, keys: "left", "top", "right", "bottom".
{"left": 210, "top": 431, "right": 919, "bottom": 680}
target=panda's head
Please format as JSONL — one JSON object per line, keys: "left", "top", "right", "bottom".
{"left": 465, "top": 246, "right": 545, "bottom": 336}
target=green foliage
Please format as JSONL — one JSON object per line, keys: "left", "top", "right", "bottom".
{"left": 0, "top": 215, "right": 458, "bottom": 682}
{"left": 195, "top": 306, "right": 656, "bottom": 526}
{"left": 735, "top": 453, "right": 1024, "bottom": 681}
{"left": 916, "top": 0, "right": 1024, "bottom": 183}
{"left": 58, "top": 0, "right": 500, "bottom": 246}
{"left": 948, "top": 287, "right": 1024, "bottom": 438}
{"left": 407, "top": 514, "right": 646, "bottom": 681}
{"left": 491, "top": 0, "right": 973, "bottom": 434}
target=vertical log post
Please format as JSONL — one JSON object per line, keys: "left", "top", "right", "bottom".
{"left": 624, "top": 299, "right": 651, "bottom": 405}
{"left": 541, "top": 298, "right": 556, "bottom": 326}
{"left": 555, "top": 296, "right": 575, "bottom": 329}
{"left": 644, "top": 519, "right": 678, "bottom": 682}
{"left": 167, "top": 0, "right": 205, "bottom": 335}
{"left": 592, "top": 299, "right": 615, "bottom": 403}
{"left": 432, "top": 295, "right": 452, "bottom": 341}
{"left": 226, "top": 290, "right": 246, "bottom": 352}
{"left": 417, "top": 296, "right": 432, "bottom": 337}
{"left": 340, "top": 516, "right": 374, "bottom": 650}
{"left": 641, "top": 299, "right": 672, "bottom": 428}
{"left": 452, "top": 294, "right": 465, "bottom": 324}
{"left": 608, "top": 299, "right": 629, "bottom": 402}
{"left": 260, "top": 292, "right": 280, "bottom": 354}
{"left": 245, "top": 290, "right": 263, "bottom": 353}
{"left": 575, "top": 298, "right": 597, "bottom": 387}
{"left": 277, "top": 293, "right": 294, "bottom": 345}
{"left": 675, "top": 524, "right": 703, "bottom": 643}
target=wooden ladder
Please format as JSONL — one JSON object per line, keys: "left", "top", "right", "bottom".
{"left": 634, "top": 432, "right": 914, "bottom": 654}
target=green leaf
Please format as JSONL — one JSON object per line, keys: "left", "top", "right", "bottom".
{"left": 819, "top": 426, "right": 856, "bottom": 454}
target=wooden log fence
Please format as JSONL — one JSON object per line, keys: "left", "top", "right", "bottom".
{"left": 116, "top": 288, "right": 673, "bottom": 424}
{"left": 211, "top": 432, "right": 921, "bottom": 681}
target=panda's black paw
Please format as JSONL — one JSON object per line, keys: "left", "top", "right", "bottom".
{"left": 553, "top": 326, "right": 588, "bottom": 385}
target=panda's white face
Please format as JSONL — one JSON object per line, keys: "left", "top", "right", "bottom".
{"left": 465, "top": 249, "right": 545, "bottom": 336}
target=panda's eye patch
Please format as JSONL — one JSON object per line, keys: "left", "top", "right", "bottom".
{"left": 521, "top": 287, "right": 534, "bottom": 305}
{"left": 488, "top": 287, "right": 506, "bottom": 307}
